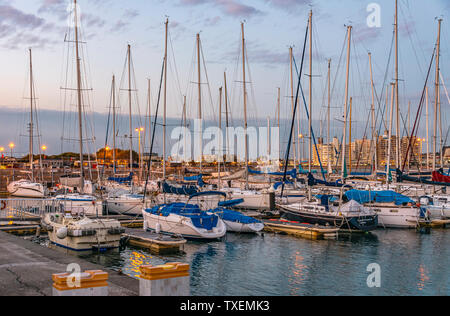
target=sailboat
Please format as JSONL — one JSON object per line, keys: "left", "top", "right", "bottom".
{"left": 52, "top": 0, "right": 102, "bottom": 216}
{"left": 7, "top": 49, "right": 47, "bottom": 198}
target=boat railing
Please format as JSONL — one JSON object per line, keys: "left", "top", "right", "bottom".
{"left": 0, "top": 199, "right": 64, "bottom": 220}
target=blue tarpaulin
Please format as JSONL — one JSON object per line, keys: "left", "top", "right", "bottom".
{"left": 162, "top": 182, "right": 198, "bottom": 196}
{"left": 345, "top": 190, "right": 415, "bottom": 206}
{"left": 108, "top": 173, "right": 133, "bottom": 184}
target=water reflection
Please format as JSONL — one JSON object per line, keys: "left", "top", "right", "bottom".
{"left": 33, "top": 229, "right": 450, "bottom": 296}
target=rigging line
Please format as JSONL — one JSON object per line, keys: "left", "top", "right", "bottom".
{"left": 100, "top": 81, "right": 113, "bottom": 181}
{"left": 143, "top": 59, "right": 165, "bottom": 203}
{"left": 200, "top": 37, "right": 218, "bottom": 124}
{"left": 281, "top": 20, "right": 310, "bottom": 198}
{"left": 293, "top": 55, "right": 327, "bottom": 180}
{"left": 168, "top": 29, "right": 185, "bottom": 111}
{"left": 375, "top": 30, "right": 395, "bottom": 137}
{"left": 401, "top": 46, "right": 435, "bottom": 171}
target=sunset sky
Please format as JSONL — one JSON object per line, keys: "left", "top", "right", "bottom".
{"left": 0, "top": 0, "right": 449, "bottom": 155}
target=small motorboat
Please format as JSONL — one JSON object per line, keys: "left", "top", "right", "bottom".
{"left": 212, "top": 199, "right": 264, "bottom": 233}
{"left": 42, "top": 212, "right": 125, "bottom": 252}
{"left": 142, "top": 192, "right": 228, "bottom": 240}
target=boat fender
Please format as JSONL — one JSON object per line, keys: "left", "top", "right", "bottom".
{"left": 56, "top": 227, "right": 68, "bottom": 239}
{"left": 155, "top": 223, "right": 162, "bottom": 234}
{"left": 143, "top": 220, "right": 148, "bottom": 231}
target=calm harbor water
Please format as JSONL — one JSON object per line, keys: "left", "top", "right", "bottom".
{"left": 38, "top": 229, "right": 450, "bottom": 296}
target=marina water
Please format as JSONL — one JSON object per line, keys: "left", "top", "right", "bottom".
{"left": 39, "top": 229, "right": 450, "bottom": 296}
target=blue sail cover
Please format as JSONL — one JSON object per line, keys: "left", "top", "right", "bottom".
{"left": 215, "top": 209, "right": 262, "bottom": 225}
{"left": 345, "top": 190, "right": 415, "bottom": 206}
{"left": 184, "top": 175, "right": 206, "bottom": 187}
{"left": 108, "top": 173, "right": 133, "bottom": 184}
{"left": 145, "top": 203, "right": 219, "bottom": 230}
{"left": 162, "top": 182, "right": 198, "bottom": 196}
{"left": 273, "top": 181, "right": 294, "bottom": 190}
{"left": 307, "top": 173, "right": 351, "bottom": 188}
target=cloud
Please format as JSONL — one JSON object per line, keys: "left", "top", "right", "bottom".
{"left": 180, "top": 0, "right": 262, "bottom": 18}
{"left": 264, "top": 0, "right": 312, "bottom": 11}
{"left": 0, "top": 4, "right": 58, "bottom": 49}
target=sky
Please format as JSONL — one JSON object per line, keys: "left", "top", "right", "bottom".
{"left": 0, "top": 0, "right": 449, "bottom": 156}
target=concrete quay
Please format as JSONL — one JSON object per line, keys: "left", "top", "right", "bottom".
{"left": 0, "top": 231, "right": 138, "bottom": 296}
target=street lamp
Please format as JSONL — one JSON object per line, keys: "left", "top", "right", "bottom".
{"left": 9, "top": 142, "right": 15, "bottom": 158}
{"left": 0, "top": 147, "right": 4, "bottom": 159}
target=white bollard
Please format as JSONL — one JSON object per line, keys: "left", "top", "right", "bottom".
{"left": 139, "top": 263, "right": 190, "bottom": 296}
{"left": 52, "top": 270, "right": 109, "bottom": 296}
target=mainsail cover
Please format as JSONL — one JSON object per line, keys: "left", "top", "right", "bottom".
{"left": 345, "top": 190, "right": 415, "bottom": 206}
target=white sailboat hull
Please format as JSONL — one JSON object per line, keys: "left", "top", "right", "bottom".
{"left": 142, "top": 210, "right": 227, "bottom": 240}
{"left": 7, "top": 181, "right": 46, "bottom": 198}
{"left": 368, "top": 205, "right": 420, "bottom": 228}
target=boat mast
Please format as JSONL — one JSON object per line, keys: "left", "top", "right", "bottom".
{"left": 197, "top": 33, "right": 203, "bottom": 173}
{"left": 183, "top": 95, "right": 187, "bottom": 162}
{"left": 127, "top": 44, "right": 133, "bottom": 176}
{"left": 163, "top": 18, "right": 168, "bottom": 181}
{"left": 437, "top": 19, "right": 443, "bottom": 168}
{"left": 349, "top": 97, "right": 353, "bottom": 175}
{"left": 224, "top": 72, "right": 230, "bottom": 163}
{"left": 112, "top": 75, "right": 117, "bottom": 173}
{"left": 341, "top": 26, "right": 352, "bottom": 182}
{"left": 426, "top": 86, "right": 429, "bottom": 169}
{"left": 28, "top": 48, "right": 34, "bottom": 181}
{"left": 147, "top": 79, "right": 151, "bottom": 165}
{"left": 74, "top": 0, "right": 84, "bottom": 193}
{"left": 308, "top": 10, "right": 313, "bottom": 174}
{"left": 395, "top": 0, "right": 401, "bottom": 170}
{"left": 218, "top": 87, "right": 223, "bottom": 190}
{"left": 369, "top": 52, "right": 377, "bottom": 174}
{"left": 277, "top": 87, "right": 281, "bottom": 162}
{"left": 241, "top": 22, "right": 249, "bottom": 188}
{"left": 433, "top": 19, "right": 442, "bottom": 171}
{"left": 327, "top": 59, "right": 332, "bottom": 176}
{"left": 289, "top": 46, "right": 297, "bottom": 166}
{"left": 387, "top": 82, "right": 396, "bottom": 188}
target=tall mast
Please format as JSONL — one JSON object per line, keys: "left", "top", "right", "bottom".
{"left": 341, "top": 25, "right": 352, "bottom": 182}
{"left": 224, "top": 72, "right": 230, "bottom": 162}
{"left": 29, "top": 48, "right": 34, "bottom": 181}
{"left": 438, "top": 20, "right": 443, "bottom": 168}
{"left": 387, "top": 82, "right": 396, "bottom": 187}
{"left": 349, "top": 97, "right": 353, "bottom": 175}
{"left": 395, "top": 0, "right": 401, "bottom": 169}
{"left": 327, "top": 60, "right": 331, "bottom": 173}
{"left": 308, "top": 10, "right": 313, "bottom": 173}
{"left": 183, "top": 95, "right": 187, "bottom": 162}
{"left": 197, "top": 33, "right": 203, "bottom": 173}
{"left": 163, "top": 18, "right": 168, "bottom": 181}
{"left": 112, "top": 75, "right": 117, "bottom": 173}
{"left": 433, "top": 19, "right": 442, "bottom": 171}
{"left": 218, "top": 87, "right": 223, "bottom": 189}
{"left": 74, "top": 0, "right": 84, "bottom": 192}
{"left": 127, "top": 44, "right": 133, "bottom": 175}
{"left": 147, "top": 79, "right": 151, "bottom": 161}
{"left": 241, "top": 22, "right": 249, "bottom": 188}
{"left": 277, "top": 87, "right": 281, "bottom": 161}
{"left": 289, "top": 46, "right": 297, "bottom": 166}
{"left": 426, "top": 86, "right": 429, "bottom": 169}
{"left": 369, "top": 52, "right": 377, "bottom": 174}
